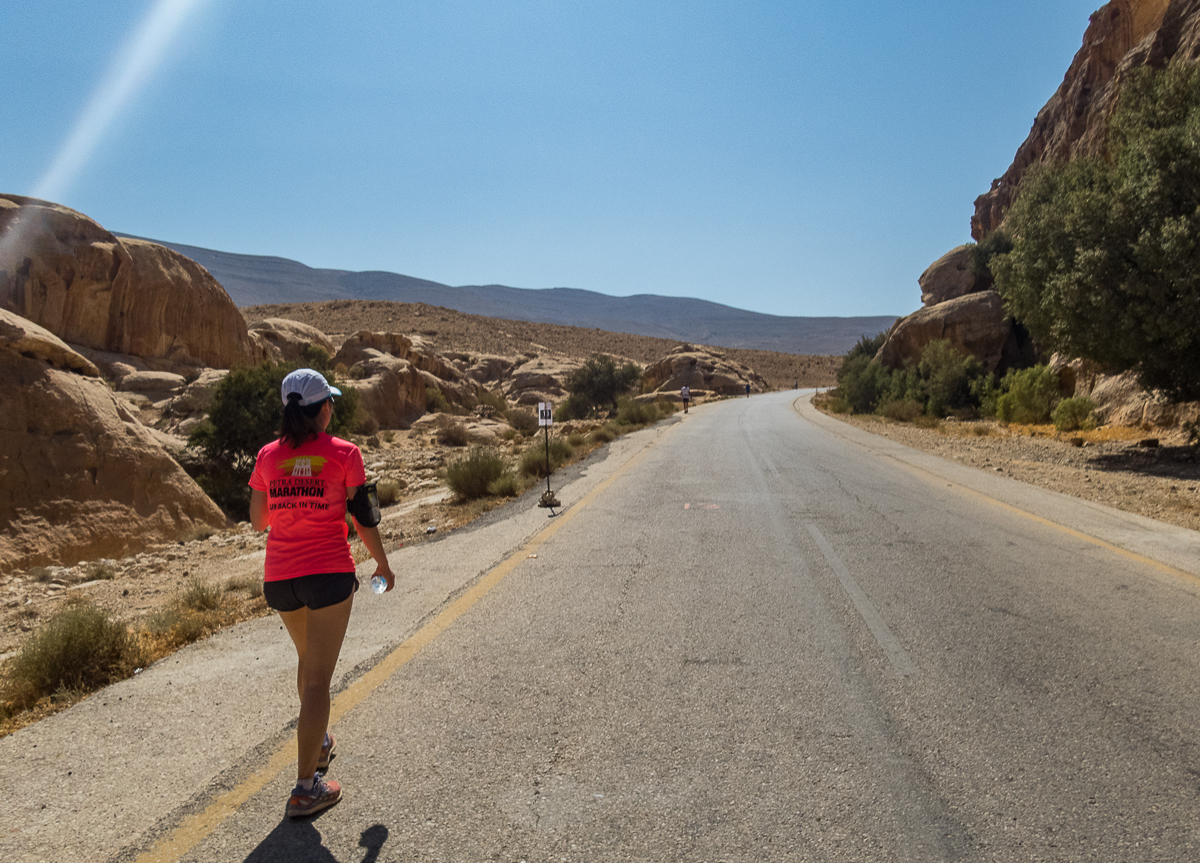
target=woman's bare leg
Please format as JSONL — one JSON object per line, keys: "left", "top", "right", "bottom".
{"left": 278, "top": 594, "right": 354, "bottom": 781}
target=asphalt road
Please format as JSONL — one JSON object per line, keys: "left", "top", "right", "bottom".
{"left": 9, "top": 391, "right": 1200, "bottom": 862}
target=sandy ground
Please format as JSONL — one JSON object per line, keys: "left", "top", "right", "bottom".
{"left": 823, "top": 409, "right": 1200, "bottom": 534}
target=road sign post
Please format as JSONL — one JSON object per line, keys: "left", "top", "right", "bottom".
{"left": 536, "top": 402, "right": 560, "bottom": 511}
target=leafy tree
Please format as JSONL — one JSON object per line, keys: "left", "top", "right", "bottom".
{"left": 992, "top": 60, "right": 1200, "bottom": 401}
{"left": 564, "top": 356, "right": 643, "bottom": 414}
{"left": 995, "top": 365, "right": 1060, "bottom": 424}
{"left": 917, "top": 340, "right": 987, "bottom": 418}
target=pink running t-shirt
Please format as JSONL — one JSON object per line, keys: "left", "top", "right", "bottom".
{"left": 249, "top": 433, "right": 366, "bottom": 581}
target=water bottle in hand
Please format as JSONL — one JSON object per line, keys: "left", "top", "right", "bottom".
{"left": 370, "top": 574, "right": 388, "bottom": 594}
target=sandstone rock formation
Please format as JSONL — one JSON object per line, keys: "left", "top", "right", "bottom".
{"left": 0, "top": 195, "right": 273, "bottom": 372}
{"left": 919, "top": 246, "right": 988, "bottom": 308}
{"left": 875, "top": 292, "right": 1022, "bottom": 373}
{"left": 247, "top": 317, "right": 335, "bottom": 362}
{"left": 888, "top": 1, "right": 1200, "bottom": 403}
{"left": 0, "top": 309, "right": 228, "bottom": 571}
{"left": 505, "top": 354, "right": 586, "bottom": 405}
{"left": 972, "top": 0, "right": 1181, "bottom": 239}
{"left": 331, "top": 331, "right": 460, "bottom": 427}
{"left": 643, "top": 345, "right": 767, "bottom": 396}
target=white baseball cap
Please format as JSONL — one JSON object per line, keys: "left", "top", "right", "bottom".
{"left": 281, "top": 368, "right": 342, "bottom": 407}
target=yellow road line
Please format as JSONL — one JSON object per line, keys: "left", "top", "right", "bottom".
{"left": 132, "top": 425, "right": 673, "bottom": 863}
{"left": 793, "top": 397, "right": 1200, "bottom": 587}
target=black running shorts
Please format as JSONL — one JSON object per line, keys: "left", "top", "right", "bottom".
{"left": 264, "top": 571, "right": 358, "bottom": 612}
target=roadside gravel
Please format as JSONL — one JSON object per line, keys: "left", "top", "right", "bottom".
{"left": 826, "top": 411, "right": 1200, "bottom": 535}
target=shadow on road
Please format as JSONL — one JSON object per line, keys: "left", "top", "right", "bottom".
{"left": 243, "top": 821, "right": 388, "bottom": 863}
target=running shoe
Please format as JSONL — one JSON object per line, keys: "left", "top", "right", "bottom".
{"left": 287, "top": 773, "right": 342, "bottom": 818}
{"left": 317, "top": 732, "right": 337, "bottom": 770}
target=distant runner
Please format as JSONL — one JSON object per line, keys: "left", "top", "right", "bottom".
{"left": 681, "top": 384, "right": 691, "bottom": 414}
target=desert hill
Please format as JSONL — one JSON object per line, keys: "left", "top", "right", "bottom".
{"left": 242, "top": 299, "right": 840, "bottom": 391}
{"left": 123, "top": 234, "right": 896, "bottom": 357}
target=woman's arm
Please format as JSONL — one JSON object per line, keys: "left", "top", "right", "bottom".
{"left": 347, "top": 485, "right": 396, "bottom": 591}
{"left": 250, "top": 488, "right": 270, "bottom": 532}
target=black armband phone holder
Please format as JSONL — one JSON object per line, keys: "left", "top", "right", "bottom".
{"left": 348, "top": 481, "right": 381, "bottom": 527}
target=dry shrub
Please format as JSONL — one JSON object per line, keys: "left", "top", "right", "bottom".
{"left": 377, "top": 479, "right": 405, "bottom": 506}
{"left": 3, "top": 599, "right": 145, "bottom": 714}
{"left": 880, "top": 399, "right": 923, "bottom": 422}
{"left": 436, "top": 418, "right": 471, "bottom": 447}
{"left": 587, "top": 424, "right": 618, "bottom": 444}
{"left": 486, "top": 473, "right": 523, "bottom": 498}
{"left": 519, "top": 439, "right": 574, "bottom": 478}
{"left": 445, "top": 447, "right": 511, "bottom": 501}
{"left": 504, "top": 408, "right": 538, "bottom": 433}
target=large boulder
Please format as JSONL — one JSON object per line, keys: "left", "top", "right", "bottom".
{"left": 0, "top": 195, "right": 271, "bottom": 371}
{"left": 875, "top": 292, "right": 1020, "bottom": 373}
{"left": 0, "top": 310, "right": 228, "bottom": 572}
{"left": 0, "top": 307, "right": 99, "bottom": 377}
{"left": 464, "top": 354, "right": 517, "bottom": 384}
{"left": 919, "top": 245, "right": 988, "bottom": 307}
{"left": 348, "top": 354, "right": 427, "bottom": 430}
{"left": 247, "top": 317, "right": 335, "bottom": 362}
{"left": 643, "top": 345, "right": 767, "bottom": 396}
{"left": 505, "top": 354, "right": 584, "bottom": 406}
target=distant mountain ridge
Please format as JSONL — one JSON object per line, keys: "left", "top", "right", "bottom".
{"left": 119, "top": 234, "right": 895, "bottom": 355}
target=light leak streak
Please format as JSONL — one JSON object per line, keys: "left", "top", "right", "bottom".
{"left": 32, "top": 0, "right": 208, "bottom": 203}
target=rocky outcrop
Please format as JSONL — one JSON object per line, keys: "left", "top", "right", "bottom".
{"left": 972, "top": 0, "right": 1180, "bottom": 239}
{"left": 348, "top": 354, "right": 427, "bottom": 430}
{"left": 643, "top": 345, "right": 767, "bottom": 396}
{"left": 1049, "top": 354, "right": 1200, "bottom": 427}
{"left": 0, "top": 307, "right": 100, "bottom": 377}
{"left": 332, "top": 331, "right": 471, "bottom": 426}
{"left": 505, "top": 354, "right": 585, "bottom": 405}
{"left": 891, "top": 2, "right": 1200, "bottom": 389}
{"left": 919, "top": 246, "right": 989, "bottom": 307}
{"left": 247, "top": 317, "right": 335, "bottom": 362}
{"left": 875, "top": 292, "right": 1027, "bottom": 373}
{"left": 0, "top": 195, "right": 272, "bottom": 372}
{"left": 0, "top": 310, "right": 228, "bottom": 572}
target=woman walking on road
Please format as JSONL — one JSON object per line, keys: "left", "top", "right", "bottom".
{"left": 249, "top": 369, "right": 396, "bottom": 818}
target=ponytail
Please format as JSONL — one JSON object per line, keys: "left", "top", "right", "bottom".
{"left": 280, "top": 393, "right": 325, "bottom": 449}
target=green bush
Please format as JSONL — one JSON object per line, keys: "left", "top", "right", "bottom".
{"left": 555, "top": 393, "right": 594, "bottom": 422}
{"left": 476, "top": 389, "right": 508, "bottom": 413}
{"left": 917, "top": 340, "right": 986, "bottom": 417}
{"left": 587, "top": 424, "right": 618, "bottom": 444}
{"left": 425, "top": 385, "right": 450, "bottom": 413}
{"left": 564, "top": 357, "right": 642, "bottom": 411}
{"left": 519, "top": 439, "right": 574, "bottom": 478}
{"left": 504, "top": 407, "right": 539, "bottom": 432}
{"left": 377, "top": 479, "right": 404, "bottom": 506}
{"left": 996, "top": 365, "right": 1060, "bottom": 424}
{"left": 615, "top": 398, "right": 660, "bottom": 426}
{"left": 5, "top": 599, "right": 144, "bottom": 709}
{"left": 445, "top": 447, "right": 510, "bottom": 501}
{"left": 993, "top": 61, "right": 1200, "bottom": 401}
{"left": 834, "top": 337, "right": 997, "bottom": 419}
{"left": 968, "top": 231, "right": 1014, "bottom": 279}
{"left": 485, "top": 473, "right": 522, "bottom": 497}
{"left": 181, "top": 578, "right": 224, "bottom": 612}
{"left": 835, "top": 353, "right": 891, "bottom": 414}
{"left": 1052, "top": 396, "right": 1098, "bottom": 432}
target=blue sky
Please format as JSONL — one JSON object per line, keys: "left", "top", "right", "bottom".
{"left": 3, "top": 1, "right": 1102, "bottom": 317}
